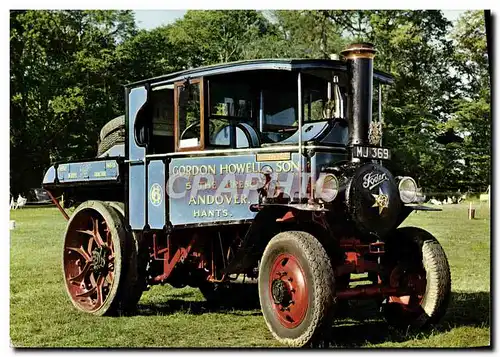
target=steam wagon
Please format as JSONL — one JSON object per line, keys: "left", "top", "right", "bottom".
{"left": 42, "top": 43, "right": 451, "bottom": 347}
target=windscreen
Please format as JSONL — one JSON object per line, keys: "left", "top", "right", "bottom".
{"left": 261, "top": 72, "right": 345, "bottom": 144}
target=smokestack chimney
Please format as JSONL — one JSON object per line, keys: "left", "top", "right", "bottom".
{"left": 341, "top": 43, "right": 376, "bottom": 148}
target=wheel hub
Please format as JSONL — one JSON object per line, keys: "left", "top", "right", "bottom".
{"left": 388, "top": 264, "right": 426, "bottom": 308}
{"left": 271, "top": 278, "right": 292, "bottom": 306}
{"left": 91, "top": 246, "right": 109, "bottom": 275}
{"left": 268, "top": 254, "right": 308, "bottom": 328}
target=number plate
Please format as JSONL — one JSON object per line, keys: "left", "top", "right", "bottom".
{"left": 353, "top": 146, "right": 391, "bottom": 160}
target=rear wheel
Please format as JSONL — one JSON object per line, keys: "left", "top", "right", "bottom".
{"left": 62, "top": 201, "right": 141, "bottom": 315}
{"left": 381, "top": 227, "right": 451, "bottom": 330}
{"left": 106, "top": 201, "right": 147, "bottom": 312}
{"left": 258, "top": 231, "right": 335, "bottom": 347}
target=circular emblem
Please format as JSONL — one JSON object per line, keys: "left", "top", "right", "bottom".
{"left": 149, "top": 183, "right": 163, "bottom": 207}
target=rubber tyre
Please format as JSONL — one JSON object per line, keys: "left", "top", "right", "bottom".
{"left": 100, "top": 115, "right": 125, "bottom": 141}
{"left": 97, "top": 130, "right": 125, "bottom": 156}
{"left": 106, "top": 201, "right": 147, "bottom": 313}
{"left": 381, "top": 227, "right": 451, "bottom": 330}
{"left": 63, "top": 201, "right": 140, "bottom": 316}
{"left": 258, "top": 231, "right": 335, "bottom": 347}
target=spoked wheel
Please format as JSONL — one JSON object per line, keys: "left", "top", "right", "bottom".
{"left": 381, "top": 227, "right": 451, "bottom": 330}
{"left": 63, "top": 201, "right": 138, "bottom": 316}
{"left": 259, "top": 231, "right": 335, "bottom": 347}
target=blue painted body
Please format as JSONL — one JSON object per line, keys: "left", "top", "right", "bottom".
{"left": 167, "top": 153, "right": 304, "bottom": 226}
{"left": 42, "top": 159, "right": 120, "bottom": 185}
{"left": 42, "top": 59, "right": 367, "bottom": 231}
{"left": 128, "top": 87, "right": 148, "bottom": 230}
{"left": 148, "top": 160, "right": 166, "bottom": 229}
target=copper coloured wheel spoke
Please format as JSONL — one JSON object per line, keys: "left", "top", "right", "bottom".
{"left": 76, "top": 229, "right": 94, "bottom": 236}
{"left": 76, "top": 274, "right": 107, "bottom": 305}
{"left": 68, "top": 262, "right": 91, "bottom": 286}
{"left": 87, "top": 235, "right": 94, "bottom": 253}
{"left": 67, "top": 245, "right": 92, "bottom": 263}
{"left": 106, "top": 271, "right": 114, "bottom": 284}
{"left": 89, "top": 271, "right": 97, "bottom": 286}
{"left": 91, "top": 218, "right": 105, "bottom": 247}
{"left": 96, "top": 276, "right": 105, "bottom": 306}
{"left": 76, "top": 286, "right": 97, "bottom": 298}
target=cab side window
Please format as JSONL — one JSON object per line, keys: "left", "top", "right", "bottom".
{"left": 207, "top": 81, "right": 256, "bottom": 148}
{"left": 176, "top": 80, "right": 203, "bottom": 150}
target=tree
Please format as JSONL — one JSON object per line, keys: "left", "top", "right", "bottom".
{"left": 167, "top": 10, "right": 270, "bottom": 67}
{"left": 10, "top": 10, "right": 136, "bottom": 196}
{"left": 447, "top": 11, "right": 491, "bottom": 192}
{"left": 115, "top": 26, "right": 188, "bottom": 82}
{"left": 10, "top": 10, "right": 490, "bottom": 197}
{"left": 347, "top": 11, "right": 461, "bottom": 193}
{"left": 241, "top": 11, "right": 346, "bottom": 59}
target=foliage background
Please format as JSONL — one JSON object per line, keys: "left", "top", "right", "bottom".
{"left": 9, "top": 10, "right": 491, "bottom": 197}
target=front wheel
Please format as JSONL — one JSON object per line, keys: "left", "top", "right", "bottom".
{"left": 381, "top": 227, "right": 451, "bottom": 330}
{"left": 258, "top": 231, "right": 335, "bottom": 347}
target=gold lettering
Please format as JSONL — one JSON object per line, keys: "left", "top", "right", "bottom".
{"left": 192, "top": 208, "right": 232, "bottom": 219}
{"left": 220, "top": 164, "right": 229, "bottom": 174}
{"left": 276, "top": 161, "right": 300, "bottom": 172}
{"left": 188, "top": 194, "right": 250, "bottom": 205}
{"left": 173, "top": 164, "right": 216, "bottom": 176}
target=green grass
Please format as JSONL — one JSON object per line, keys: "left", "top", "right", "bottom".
{"left": 10, "top": 204, "right": 490, "bottom": 348}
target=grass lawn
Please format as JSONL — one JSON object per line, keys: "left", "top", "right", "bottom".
{"left": 10, "top": 203, "right": 490, "bottom": 348}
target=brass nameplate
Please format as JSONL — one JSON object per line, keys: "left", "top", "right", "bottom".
{"left": 256, "top": 152, "right": 291, "bottom": 162}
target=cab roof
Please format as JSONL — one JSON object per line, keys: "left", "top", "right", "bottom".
{"left": 125, "top": 58, "right": 394, "bottom": 88}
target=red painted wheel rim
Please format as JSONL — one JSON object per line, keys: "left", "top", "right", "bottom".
{"left": 388, "top": 265, "right": 426, "bottom": 311}
{"left": 268, "top": 253, "right": 308, "bottom": 328}
{"left": 63, "top": 211, "right": 115, "bottom": 312}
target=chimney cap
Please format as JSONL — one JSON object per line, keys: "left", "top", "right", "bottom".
{"left": 341, "top": 42, "right": 376, "bottom": 59}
